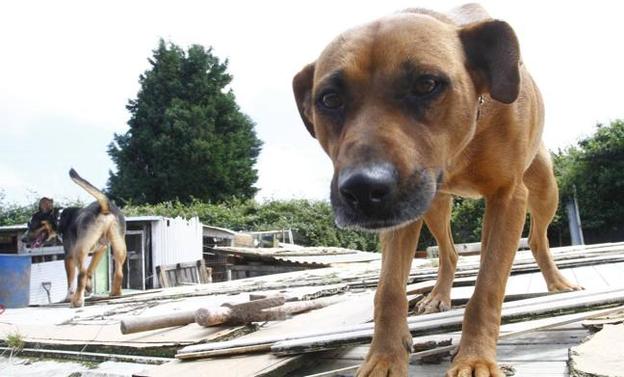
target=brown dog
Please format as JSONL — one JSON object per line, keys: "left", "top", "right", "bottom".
{"left": 293, "top": 4, "right": 580, "bottom": 376}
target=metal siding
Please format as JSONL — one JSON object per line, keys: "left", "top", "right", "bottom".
{"left": 29, "top": 260, "right": 67, "bottom": 305}
{"left": 151, "top": 217, "right": 203, "bottom": 288}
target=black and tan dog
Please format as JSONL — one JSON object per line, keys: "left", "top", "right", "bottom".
{"left": 23, "top": 169, "right": 127, "bottom": 307}
{"left": 293, "top": 4, "right": 580, "bottom": 376}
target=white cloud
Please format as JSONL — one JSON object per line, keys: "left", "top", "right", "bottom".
{"left": 0, "top": 164, "right": 26, "bottom": 189}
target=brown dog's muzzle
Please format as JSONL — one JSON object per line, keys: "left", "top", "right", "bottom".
{"left": 337, "top": 162, "right": 398, "bottom": 215}
{"left": 331, "top": 161, "right": 440, "bottom": 231}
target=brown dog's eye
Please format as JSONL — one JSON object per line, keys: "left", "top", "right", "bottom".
{"left": 412, "top": 77, "right": 439, "bottom": 96}
{"left": 320, "top": 92, "right": 343, "bottom": 110}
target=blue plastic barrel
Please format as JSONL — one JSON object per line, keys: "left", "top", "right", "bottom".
{"left": 0, "top": 254, "right": 32, "bottom": 308}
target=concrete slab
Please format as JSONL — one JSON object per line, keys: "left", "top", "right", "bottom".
{"left": 0, "top": 356, "right": 150, "bottom": 377}
{"left": 569, "top": 324, "right": 624, "bottom": 377}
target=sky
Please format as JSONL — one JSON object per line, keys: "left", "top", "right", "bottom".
{"left": 1, "top": 0, "right": 623, "bottom": 205}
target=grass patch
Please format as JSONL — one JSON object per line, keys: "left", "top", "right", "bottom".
{"left": 6, "top": 332, "right": 25, "bottom": 351}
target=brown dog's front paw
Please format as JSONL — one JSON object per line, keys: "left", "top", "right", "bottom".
{"left": 446, "top": 355, "right": 503, "bottom": 377}
{"left": 417, "top": 291, "right": 451, "bottom": 314}
{"left": 357, "top": 352, "right": 409, "bottom": 377}
{"left": 357, "top": 334, "right": 411, "bottom": 377}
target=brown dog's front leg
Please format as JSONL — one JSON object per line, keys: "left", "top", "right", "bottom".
{"left": 446, "top": 184, "right": 528, "bottom": 377}
{"left": 357, "top": 220, "right": 422, "bottom": 377}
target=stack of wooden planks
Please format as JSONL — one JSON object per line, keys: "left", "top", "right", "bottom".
{"left": 138, "top": 242, "right": 624, "bottom": 376}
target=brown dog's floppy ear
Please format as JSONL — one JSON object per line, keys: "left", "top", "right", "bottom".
{"left": 460, "top": 20, "right": 521, "bottom": 104}
{"left": 292, "top": 63, "right": 316, "bottom": 138}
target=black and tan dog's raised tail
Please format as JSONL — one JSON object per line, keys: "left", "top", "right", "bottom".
{"left": 69, "top": 168, "right": 110, "bottom": 214}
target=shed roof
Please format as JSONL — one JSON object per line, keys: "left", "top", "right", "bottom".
{"left": 211, "top": 245, "right": 382, "bottom": 267}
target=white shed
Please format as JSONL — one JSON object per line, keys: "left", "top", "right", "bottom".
{"left": 0, "top": 215, "right": 205, "bottom": 304}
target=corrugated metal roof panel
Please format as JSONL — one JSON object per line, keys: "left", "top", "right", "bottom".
{"left": 212, "top": 246, "right": 381, "bottom": 268}
{"left": 274, "top": 253, "right": 380, "bottom": 266}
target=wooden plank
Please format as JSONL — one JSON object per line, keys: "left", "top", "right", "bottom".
{"left": 270, "top": 292, "right": 624, "bottom": 355}
{"left": 570, "top": 266, "right": 609, "bottom": 290}
{"left": 156, "top": 266, "right": 167, "bottom": 288}
{"left": 593, "top": 262, "right": 624, "bottom": 287}
{"left": 498, "top": 328, "right": 588, "bottom": 345}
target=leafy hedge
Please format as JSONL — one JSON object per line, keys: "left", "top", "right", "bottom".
{"left": 123, "top": 199, "right": 380, "bottom": 251}
{"left": 0, "top": 194, "right": 523, "bottom": 251}
{"left": 0, "top": 196, "right": 33, "bottom": 226}
{"left": 120, "top": 198, "right": 501, "bottom": 251}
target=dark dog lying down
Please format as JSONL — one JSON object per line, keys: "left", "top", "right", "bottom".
{"left": 23, "top": 169, "right": 127, "bottom": 307}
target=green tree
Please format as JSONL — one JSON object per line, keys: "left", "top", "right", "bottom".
{"left": 554, "top": 120, "right": 624, "bottom": 242}
{"left": 108, "top": 40, "right": 262, "bottom": 204}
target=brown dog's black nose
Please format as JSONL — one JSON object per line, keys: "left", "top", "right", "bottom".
{"left": 338, "top": 163, "right": 398, "bottom": 213}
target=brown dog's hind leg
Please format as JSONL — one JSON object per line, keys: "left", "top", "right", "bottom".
{"left": 357, "top": 220, "right": 422, "bottom": 377}
{"left": 524, "top": 148, "right": 583, "bottom": 292}
{"left": 417, "top": 193, "right": 458, "bottom": 314}
{"left": 109, "top": 226, "right": 127, "bottom": 297}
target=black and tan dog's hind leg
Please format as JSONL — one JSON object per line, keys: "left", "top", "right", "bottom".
{"left": 64, "top": 255, "right": 77, "bottom": 302}
{"left": 108, "top": 223, "right": 127, "bottom": 297}
{"left": 70, "top": 221, "right": 115, "bottom": 307}
{"left": 84, "top": 245, "right": 108, "bottom": 296}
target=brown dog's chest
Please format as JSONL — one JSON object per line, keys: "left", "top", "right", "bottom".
{"left": 439, "top": 126, "right": 534, "bottom": 198}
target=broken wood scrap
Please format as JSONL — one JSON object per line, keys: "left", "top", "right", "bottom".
{"left": 196, "top": 296, "right": 288, "bottom": 326}
{"left": 122, "top": 295, "right": 342, "bottom": 335}
{"left": 582, "top": 308, "right": 624, "bottom": 331}
{"left": 121, "top": 296, "right": 286, "bottom": 334}
{"left": 121, "top": 310, "right": 197, "bottom": 335}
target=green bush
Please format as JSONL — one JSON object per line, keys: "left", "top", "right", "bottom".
{"left": 0, "top": 191, "right": 35, "bottom": 226}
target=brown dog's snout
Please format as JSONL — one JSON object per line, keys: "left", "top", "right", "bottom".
{"left": 338, "top": 162, "right": 398, "bottom": 214}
